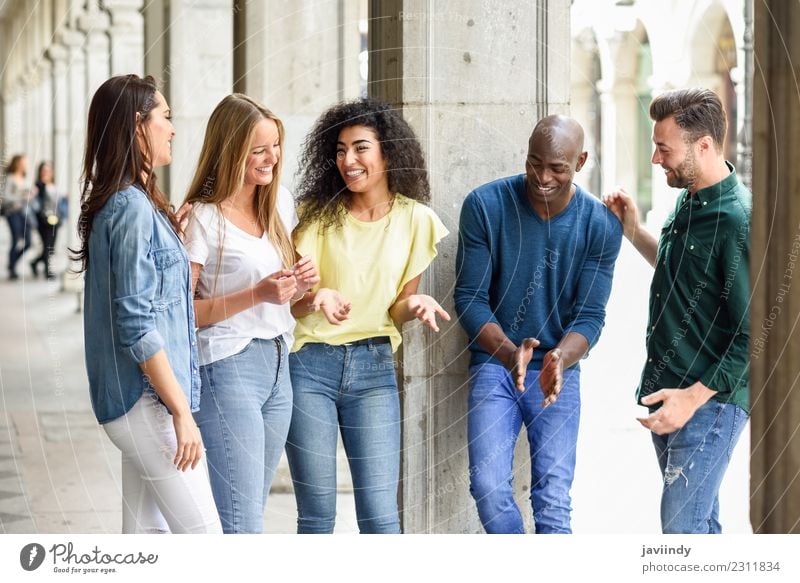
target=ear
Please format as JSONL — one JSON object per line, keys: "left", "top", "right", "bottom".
{"left": 575, "top": 151, "right": 588, "bottom": 172}
{"left": 697, "top": 135, "right": 713, "bottom": 156}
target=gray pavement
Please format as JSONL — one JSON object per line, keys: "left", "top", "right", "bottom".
{"left": 0, "top": 230, "right": 750, "bottom": 534}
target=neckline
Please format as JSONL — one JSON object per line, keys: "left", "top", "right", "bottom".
{"left": 518, "top": 177, "right": 579, "bottom": 223}
{"left": 215, "top": 205, "right": 266, "bottom": 240}
{"left": 345, "top": 194, "right": 404, "bottom": 226}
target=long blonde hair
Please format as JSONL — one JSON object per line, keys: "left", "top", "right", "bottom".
{"left": 184, "top": 94, "right": 294, "bottom": 268}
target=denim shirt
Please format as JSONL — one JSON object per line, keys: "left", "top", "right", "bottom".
{"left": 84, "top": 184, "right": 200, "bottom": 424}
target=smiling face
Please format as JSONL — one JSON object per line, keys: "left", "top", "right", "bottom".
{"left": 651, "top": 115, "right": 700, "bottom": 190}
{"left": 141, "top": 90, "right": 175, "bottom": 168}
{"left": 335, "top": 125, "right": 389, "bottom": 197}
{"left": 525, "top": 123, "right": 586, "bottom": 214}
{"left": 243, "top": 118, "right": 280, "bottom": 187}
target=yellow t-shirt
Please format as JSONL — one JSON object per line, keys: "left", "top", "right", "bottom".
{"left": 293, "top": 194, "right": 449, "bottom": 352}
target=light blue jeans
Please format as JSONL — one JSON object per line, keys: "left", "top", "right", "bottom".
{"left": 286, "top": 340, "right": 401, "bottom": 534}
{"left": 467, "top": 363, "right": 581, "bottom": 534}
{"left": 195, "top": 337, "right": 292, "bottom": 534}
{"left": 651, "top": 399, "right": 748, "bottom": 534}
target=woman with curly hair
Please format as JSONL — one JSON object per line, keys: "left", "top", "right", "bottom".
{"left": 287, "top": 98, "right": 450, "bottom": 534}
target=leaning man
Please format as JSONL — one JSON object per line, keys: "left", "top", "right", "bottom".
{"left": 455, "top": 115, "right": 622, "bottom": 533}
{"left": 604, "top": 88, "right": 751, "bottom": 534}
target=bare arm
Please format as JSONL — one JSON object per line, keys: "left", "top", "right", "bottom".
{"left": 388, "top": 274, "right": 451, "bottom": 332}
{"left": 603, "top": 187, "right": 658, "bottom": 267}
{"left": 190, "top": 262, "right": 297, "bottom": 328}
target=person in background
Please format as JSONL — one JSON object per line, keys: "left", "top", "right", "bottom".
{"left": 30, "top": 161, "right": 67, "bottom": 279}
{"left": 1, "top": 154, "right": 33, "bottom": 280}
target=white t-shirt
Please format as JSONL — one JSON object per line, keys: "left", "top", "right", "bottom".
{"left": 184, "top": 185, "right": 299, "bottom": 366}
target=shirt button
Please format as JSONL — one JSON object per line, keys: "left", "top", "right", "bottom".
{"left": 673, "top": 229, "right": 678, "bottom": 234}
{"left": 703, "top": 201, "right": 708, "bottom": 206}
{"left": 648, "top": 358, "right": 653, "bottom": 363}
{"left": 690, "top": 245, "right": 695, "bottom": 250}
{"left": 651, "top": 325, "right": 656, "bottom": 330}
{"left": 656, "top": 293, "right": 660, "bottom": 297}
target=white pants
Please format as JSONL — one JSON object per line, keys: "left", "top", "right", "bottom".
{"left": 104, "top": 392, "right": 222, "bottom": 534}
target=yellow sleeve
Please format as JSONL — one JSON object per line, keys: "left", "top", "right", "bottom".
{"left": 398, "top": 203, "right": 449, "bottom": 291}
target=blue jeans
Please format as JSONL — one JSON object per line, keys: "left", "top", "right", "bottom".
{"left": 6, "top": 211, "right": 31, "bottom": 276}
{"left": 467, "top": 363, "right": 581, "bottom": 534}
{"left": 195, "top": 337, "right": 292, "bottom": 533}
{"left": 286, "top": 340, "right": 401, "bottom": 534}
{"left": 651, "top": 399, "right": 748, "bottom": 534}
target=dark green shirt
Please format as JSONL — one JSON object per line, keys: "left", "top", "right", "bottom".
{"left": 638, "top": 162, "right": 751, "bottom": 413}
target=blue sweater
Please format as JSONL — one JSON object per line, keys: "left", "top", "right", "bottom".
{"left": 454, "top": 174, "right": 623, "bottom": 370}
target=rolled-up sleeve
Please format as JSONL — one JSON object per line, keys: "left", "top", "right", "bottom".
{"left": 454, "top": 192, "right": 499, "bottom": 339}
{"left": 109, "top": 194, "right": 164, "bottom": 363}
{"left": 698, "top": 221, "right": 750, "bottom": 396}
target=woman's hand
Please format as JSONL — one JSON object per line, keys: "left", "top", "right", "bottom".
{"left": 406, "top": 294, "right": 451, "bottom": 332}
{"left": 171, "top": 411, "right": 203, "bottom": 471}
{"left": 254, "top": 269, "right": 298, "bottom": 304}
{"left": 175, "top": 202, "right": 193, "bottom": 242}
{"left": 292, "top": 255, "right": 321, "bottom": 294}
{"left": 312, "top": 288, "right": 352, "bottom": 324}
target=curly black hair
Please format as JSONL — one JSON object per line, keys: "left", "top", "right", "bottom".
{"left": 294, "top": 97, "right": 430, "bottom": 229}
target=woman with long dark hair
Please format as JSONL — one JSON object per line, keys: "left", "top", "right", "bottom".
{"left": 287, "top": 98, "right": 450, "bottom": 533}
{"left": 75, "top": 74, "right": 221, "bottom": 533}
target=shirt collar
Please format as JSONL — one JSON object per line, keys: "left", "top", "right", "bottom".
{"left": 685, "top": 161, "right": 738, "bottom": 205}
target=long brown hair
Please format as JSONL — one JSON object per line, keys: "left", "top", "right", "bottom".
{"left": 72, "top": 74, "right": 179, "bottom": 272}
{"left": 184, "top": 93, "right": 294, "bottom": 267}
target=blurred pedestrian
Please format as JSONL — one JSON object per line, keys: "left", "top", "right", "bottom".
{"left": 1, "top": 154, "right": 33, "bottom": 280}
{"left": 30, "top": 161, "right": 67, "bottom": 279}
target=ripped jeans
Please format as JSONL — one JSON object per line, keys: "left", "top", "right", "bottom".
{"left": 651, "top": 400, "right": 748, "bottom": 534}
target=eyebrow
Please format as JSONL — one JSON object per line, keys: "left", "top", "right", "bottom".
{"left": 337, "top": 139, "right": 373, "bottom": 146}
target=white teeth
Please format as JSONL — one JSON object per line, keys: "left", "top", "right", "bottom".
{"left": 346, "top": 170, "right": 364, "bottom": 177}
{"left": 256, "top": 166, "right": 272, "bottom": 172}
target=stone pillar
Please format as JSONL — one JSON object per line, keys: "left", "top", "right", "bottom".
{"left": 61, "top": 28, "right": 87, "bottom": 276}
{"left": 38, "top": 60, "right": 54, "bottom": 165}
{"left": 750, "top": 0, "right": 800, "bottom": 534}
{"left": 370, "top": 0, "right": 571, "bottom": 533}
{"left": 79, "top": 4, "right": 111, "bottom": 97}
{"left": 103, "top": 0, "right": 145, "bottom": 76}
{"left": 236, "top": 0, "right": 364, "bottom": 188}
{"left": 47, "top": 44, "right": 71, "bottom": 194}
{"left": 164, "top": 0, "right": 233, "bottom": 202}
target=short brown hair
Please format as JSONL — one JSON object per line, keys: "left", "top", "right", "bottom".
{"left": 649, "top": 88, "right": 727, "bottom": 149}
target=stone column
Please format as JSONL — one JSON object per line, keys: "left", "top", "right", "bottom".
{"left": 61, "top": 28, "right": 87, "bottom": 279}
{"left": 164, "top": 0, "right": 234, "bottom": 202}
{"left": 236, "top": 0, "right": 364, "bottom": 188}
{"left": 370, "top": 0, "right": 571, "bottom": 533}
{"left": 47, "top": 43, "right": 71, "bottom": 194}
{"left": 103, "top": 0, "right": 145, "bottom": 75}
{"left": 79, "top": 4, "right": 111, "bottom": 97}
{"left": 750, "top": 0, "right": 800, "bottom": 534}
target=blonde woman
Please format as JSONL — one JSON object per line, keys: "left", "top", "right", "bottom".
{"left": 183, "top": 94, "right": 348, "bottom": 533}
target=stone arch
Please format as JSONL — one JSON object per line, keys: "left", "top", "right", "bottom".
{"left": 571, "top": 27, "right": 603, "bottom": 195}
{"left": 688, "top": 1, "right": 739, "bottom": 161}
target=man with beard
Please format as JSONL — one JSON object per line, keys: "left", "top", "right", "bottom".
{"left": 604, "top": 88, "right": 751, "bottom": 533}
{"left": 454, "top": 115, "right": 622, "bottom": 533}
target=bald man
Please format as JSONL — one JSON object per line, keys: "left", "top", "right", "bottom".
{"left": 454, "top": 115, "right": 623, "bottom": 533}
